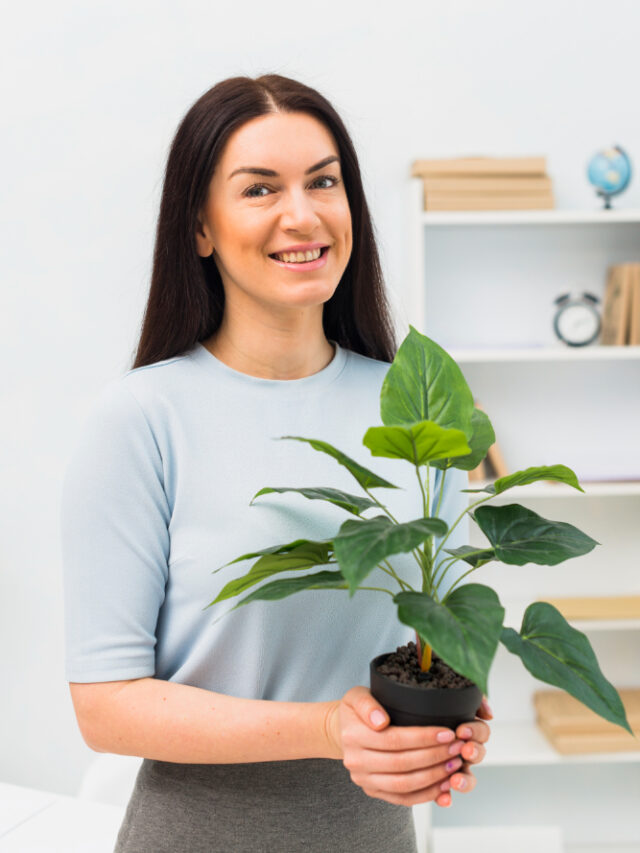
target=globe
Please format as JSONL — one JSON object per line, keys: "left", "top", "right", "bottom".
{"left": 587, "top": 145, "right": 632, "bottom": 208}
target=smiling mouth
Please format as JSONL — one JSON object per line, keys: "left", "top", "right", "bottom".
{"left": 269, "top": 246, "right": 329, "bottom": 261}
{"left": 268, "top": 246, "right": 330, "bottom": 269}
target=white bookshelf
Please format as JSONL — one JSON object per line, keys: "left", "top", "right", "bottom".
{"left": 421, "top": 207, "right": 640, "bottom": 226}
{"left": 405, "top": 179, "right": 640, "bottom": 852}
{"left": 449, "top": 345, "right": 640, "bottom": 363}
{"left": 468, "top": 479, "right": 640, "bottom": 498}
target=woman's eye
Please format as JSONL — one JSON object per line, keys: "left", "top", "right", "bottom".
{"left": 243, "top": 174, "right": 341, "bottom": 198}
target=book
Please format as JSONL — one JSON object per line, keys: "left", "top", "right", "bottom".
{"left": 424, "top": 192, "right": 554, "bottom": 212}
{"left": 601, "top": 264, "right": 634, "bottom": 345}
{"left": 411, "top": 156, "right": 547, "bottom": 178}
{"left": 629, "top": 263, "right": 640, "bottom": 345}
{"left": 422, "top": 176, "right": 553, "bottom": 193}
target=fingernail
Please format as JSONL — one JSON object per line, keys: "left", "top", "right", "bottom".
{"left": 440, "top": 780, "right": 451, "bottom": 792}
{"left": 482, "top": 699, "right": 493, "bottom": 716}
{"left": 446, "top": 758, "right": 461, "bottom": 772}
{"left": 437, "top": 730, "right": 455, "bottom": 743}
{"left": 370, "top": 710, "right": 386, "bottom": 726}
{"left": 455, "top": 776, "right": 467, "bottom": 790}
{"left": 449, "top": 741, "right": 462, "bottom": 755}
{"left": 460, "top": 726, "right": 472, "bottom": 738}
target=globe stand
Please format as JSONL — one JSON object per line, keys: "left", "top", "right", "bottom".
{"left": 597, "top": 190, "right": 613, "bottom": 210}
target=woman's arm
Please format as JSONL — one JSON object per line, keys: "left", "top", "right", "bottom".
{"left": 70, "top": 677, "right": 340, "bottom": 763}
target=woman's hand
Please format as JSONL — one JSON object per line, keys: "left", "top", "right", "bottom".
{"left": 442, "top": 696, "right": 493, "bottom": 805}
{"left": 325, "top": 686, "right": 479, "bottom": 808}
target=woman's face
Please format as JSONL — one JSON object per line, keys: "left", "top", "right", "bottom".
{"left": 196, "top": 111, "right": 353, "bottom": 317}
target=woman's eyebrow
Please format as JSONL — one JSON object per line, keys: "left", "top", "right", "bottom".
{"left": 228, "top": 155, "right": 340, "bottom": 180}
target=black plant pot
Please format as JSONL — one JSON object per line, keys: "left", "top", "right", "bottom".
{"left": 370, "top": 652, "right": 483, "bottom": 729}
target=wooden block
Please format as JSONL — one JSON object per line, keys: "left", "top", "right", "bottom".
{"left": 424, "top": 192, "right": 555, "bottom": 211}
{"left": 534, "top": 687, "right": 640, "bottom": 734}
{"left": 536, "top": 716, "right": 640, "bottom": 754}
{"left": 539, "top": 594, "right": 640, "bottom": 621}
{"left": 468, "top": 460, "right": 487, "bottom": 482}
{"left": 422, "top": 176, "right": 553, "bottom": 193}
{"left": 629, "top": 263, "right": 640, "bottom": 346}
{"left": 601, "top": 264, "right": 634, "bottom": 345}
{"left": 411, "top": 156, "right": 548, "bottom": 177}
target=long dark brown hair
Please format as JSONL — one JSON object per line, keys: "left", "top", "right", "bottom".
{"left": 131, "top": 73, "right": 398, "bottom": 370}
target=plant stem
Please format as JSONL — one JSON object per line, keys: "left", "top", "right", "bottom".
{"left": 415, "top": 465, "right": 429, "bottom": 518}
{"left": 355, "top": 585, "right": 396, "bottom": 597}
{"left": 381, "top": 559, "right": 413, "bottom": 591}
{"left": 441, "top": 564, "right": 482, "bottom": 602}
{"left": 434, "top": 467, "right": 447, "bottom": 518}
{"left": 362, "top": 485, "right": 426, "bottom": 579}
{"left": 431, "top": 491, "right": 496, "bottom": 579}
{"left": 431, "top": 554, "right": 460, "bottom": 594}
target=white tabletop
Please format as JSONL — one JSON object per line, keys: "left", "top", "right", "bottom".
{"left": 0, "top": 782, "right": 125, "bottom": 852}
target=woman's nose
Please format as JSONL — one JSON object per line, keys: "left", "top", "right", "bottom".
{"left": 279, "top": 188, "right": 322, "bottom": 230}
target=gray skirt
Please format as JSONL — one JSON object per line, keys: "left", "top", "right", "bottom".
{"left": 113, "top": 756, "right": 418, "bottom": 853}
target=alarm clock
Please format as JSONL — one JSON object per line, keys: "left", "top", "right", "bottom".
{"left": 552, "top": 292, "right": 601, "bottom": 347}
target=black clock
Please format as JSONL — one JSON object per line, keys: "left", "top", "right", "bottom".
{"left": 552, "top": 292, "right": 601, "bottom": 347}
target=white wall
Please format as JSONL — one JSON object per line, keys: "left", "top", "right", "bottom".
{"left": 2, "top": 0, "right": 640, "bottom": 796}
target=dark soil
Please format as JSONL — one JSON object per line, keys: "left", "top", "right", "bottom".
{"left": 376, "top": 641, "right": 476, "bottom": 689}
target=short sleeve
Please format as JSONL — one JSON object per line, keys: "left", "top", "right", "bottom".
{"left": 431, "top": 466, "right": 471, "bottom": 594}
{"left": 61, "top": 379, "right": 170, "bottom": 682}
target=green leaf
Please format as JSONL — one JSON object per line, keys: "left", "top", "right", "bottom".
{"left": 206, "top": 540, "right": 336, "bottom": 606}
{"left": 463, "top": 464, "right": 585, "bottom": 494}
{"left": 250, "top": 486, "right": 378, "bottom": 516}
{"left": 443, "top": 545, "right": 496, "bottom": 568}
{"left": 212, "top": 570, "right": 349, "bottom": 615}
{"left": 210, "top": 537, "right": 334, "bottom": 574}
{"left": 472, "top": 503, "right": 599, "bottom": 565}
{"left": 379, "top": 325, "right": 475, "bottom": 438}
{"left": 276, "top": 436, "right": 399, "bottom": 491}
{"left": 202, "top": 539, "right": 333, "bottom": 610}
{"left": 333, "top": 514, "right": 448, "bottom": 596}
{"left": 394, "top": 584, "right": 505, "bottom": 695}
{"left": 501, "top": 602, "right": 634, "bottom": 734}
{"left": 362, "top": 421, "right": 471, "bottom": 466}
{"left": 433, "top": 408, "right": 496, "bottom": 472}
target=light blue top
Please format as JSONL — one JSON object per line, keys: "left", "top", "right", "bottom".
{"left": 61, "top": 340, "right": 470, "bottom": 702}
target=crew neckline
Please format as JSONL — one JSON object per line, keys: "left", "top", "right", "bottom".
{"left": 190, "top": 339, "right": 348, "bottom": 394}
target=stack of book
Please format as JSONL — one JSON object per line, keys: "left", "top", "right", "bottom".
{"left": 534, "top": 686, "right": 640, "bottom": 755}
{"left": 410, "top": 156, "right": 554, "bottom": 211}
{"left": 601, "top": 262, "right": 640, "bottom": 345}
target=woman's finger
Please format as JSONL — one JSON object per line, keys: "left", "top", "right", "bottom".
{"left": 459, "top": 740, "right": 486, "bottom": 764}
{"left": 474, "top": 696, "right": 493, "bottom": 719}
{"left": 448, "top": 766, "right": 476, "bottom": 794}
{"left": 455, "top": 719, "right": 491, "bottom": 744}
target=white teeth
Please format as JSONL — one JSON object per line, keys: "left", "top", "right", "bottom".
{"left": 273, "top": 247, "right": 323, "bottom": 263}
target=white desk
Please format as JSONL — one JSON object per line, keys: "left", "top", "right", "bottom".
{"left": 0, "top": 782, "right": 125, "bottom": 851}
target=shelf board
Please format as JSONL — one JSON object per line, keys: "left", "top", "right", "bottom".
{"left": 501, "top": 596, "right": 640, "bottom": 632}
{"left": 421, "top": 208, "right": 640, "bottom": 226}
{"left": 467, "top": 480, "right": 640, "bottom": 498}
{"left": 481, "top": 720, "right": 640, "bottom": 766}
{"left": 448, "top": 346, "right": 640, "bottom": 363}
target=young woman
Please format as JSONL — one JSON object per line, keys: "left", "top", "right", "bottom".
{"left": 62, "top": 73, "right": 491, "bottom": 853}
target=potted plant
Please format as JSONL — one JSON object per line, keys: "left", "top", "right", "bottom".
{"left": 204, "top": 326, "right": 635, "bottom": 736}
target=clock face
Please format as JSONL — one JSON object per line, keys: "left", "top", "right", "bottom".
{"left": 555, "top": 303, "right": 600, "bottom": 344}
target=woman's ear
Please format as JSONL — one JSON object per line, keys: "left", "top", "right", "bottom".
{"left": 195, "top": 217, "right": 214, "bottom": 258}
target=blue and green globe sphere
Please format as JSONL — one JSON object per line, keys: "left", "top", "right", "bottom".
{"left": 587, "top": 145, "right": 632, "bottom": 208}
